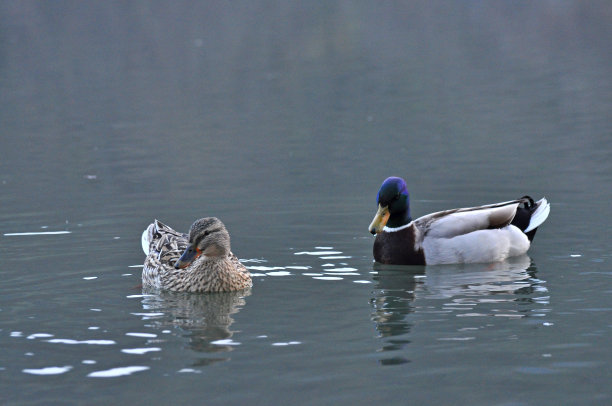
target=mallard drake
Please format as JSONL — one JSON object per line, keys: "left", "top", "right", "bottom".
{"left": 368, "top": 177, "right": 550, "bottom": 265}
{"left": 141, "top": 217, "right": 252, "bottom": 292}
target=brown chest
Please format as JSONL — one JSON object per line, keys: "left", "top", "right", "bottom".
{"left": 373, "top": 226, "right": 425, "bottom": 265}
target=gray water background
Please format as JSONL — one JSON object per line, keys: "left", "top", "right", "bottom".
{"left": 1, "top": 2, "right": 611, "bottom": 405}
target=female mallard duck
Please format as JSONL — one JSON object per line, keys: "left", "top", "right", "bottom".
{"left": 141, "top": 217, "right": 252, "bottom": 292}
{"left": 369, "top": 177, "right": 550, "bottom": 265}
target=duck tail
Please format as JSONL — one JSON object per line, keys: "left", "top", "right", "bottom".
{"left": 524, "top": 197, "right": 550, "bottom": 233}
{"left": 141, "top": 222, "right": 156, "bottom": 255}
{"left": 511, "top": 197, "right": 550, "bottom": 242}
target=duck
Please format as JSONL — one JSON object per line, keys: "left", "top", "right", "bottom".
{"left": 368, "top": 177, "right": 550, "bottom": 265}
{"left": 141, "top": 217, "right": 252, "bottom": 292}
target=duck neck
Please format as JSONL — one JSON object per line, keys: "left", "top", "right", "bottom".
{"left": 386, "top": 209, "right": 412, "bottom": 228}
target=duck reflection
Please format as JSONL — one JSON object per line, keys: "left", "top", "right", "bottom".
{"left": 371, "top": 255, "right": 541, "bottom": 365}
{"left": 370, "top": 263, "right": 423, "bottom": 365}
{"left": 371, "top": 264, "right": 422, "bottom": 337}
{"left": 419, "top": 254, "right": 535, "bottom": 299}
{"left": 140, "top": 288, "right": 251, "bottom": 365}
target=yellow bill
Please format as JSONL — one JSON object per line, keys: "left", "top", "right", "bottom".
{"left": 369, "top": 204, "right": 390, "bottom": 234}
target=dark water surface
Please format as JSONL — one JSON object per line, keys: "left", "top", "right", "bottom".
{"left": 2, "top": 2, "right": 611, "bottom": 405}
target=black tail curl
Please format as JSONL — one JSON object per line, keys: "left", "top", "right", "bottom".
{"left": 511, "top": 195, "right": 538, "bottom": 241}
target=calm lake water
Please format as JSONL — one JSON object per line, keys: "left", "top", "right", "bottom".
{"left": 2, "top": 2, "right": 612, "bottom": 405}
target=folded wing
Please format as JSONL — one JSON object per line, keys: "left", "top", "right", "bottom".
{"left": 416, "top": 200, "right": 522, "bottom": 240}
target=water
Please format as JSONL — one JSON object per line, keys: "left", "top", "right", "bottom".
{"left": 2, "top": 2, "right": 612, "bottom": 405}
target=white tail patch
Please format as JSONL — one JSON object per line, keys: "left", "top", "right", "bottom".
{"left": 141, "top": 227, "right": 150, "bottom": 255}
{"left": 524, "top": 198, "right": 550, "bottom": 233}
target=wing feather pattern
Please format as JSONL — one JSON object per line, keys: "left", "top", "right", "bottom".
{"left": 416, "top": 200, "right": 522, "bottom": 240}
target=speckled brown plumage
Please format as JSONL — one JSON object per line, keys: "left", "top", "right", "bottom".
{"left": 142, "top": 219, "right": 252, "bottom": 293}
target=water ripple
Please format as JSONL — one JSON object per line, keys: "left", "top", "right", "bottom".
{"left": 4, "top": 231, "right": 71, "bottom": 236}
{"left": 46, "top": 339, "right": 116, "bottom": 345}
{"left": 22, "top": 366, "right": 73, "bottom": 375}
{"left": 121, "top": 348, "right": 161, "bottom": 355}
{"left": 87, "top": 366, "right": 149, "bottom": 378}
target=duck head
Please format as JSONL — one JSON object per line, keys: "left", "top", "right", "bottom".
{"left": 369, "top": 177, "right": 412, "bottom": 234}
{"left": 174, "top": 217, "right": 231, "bottom": 269}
